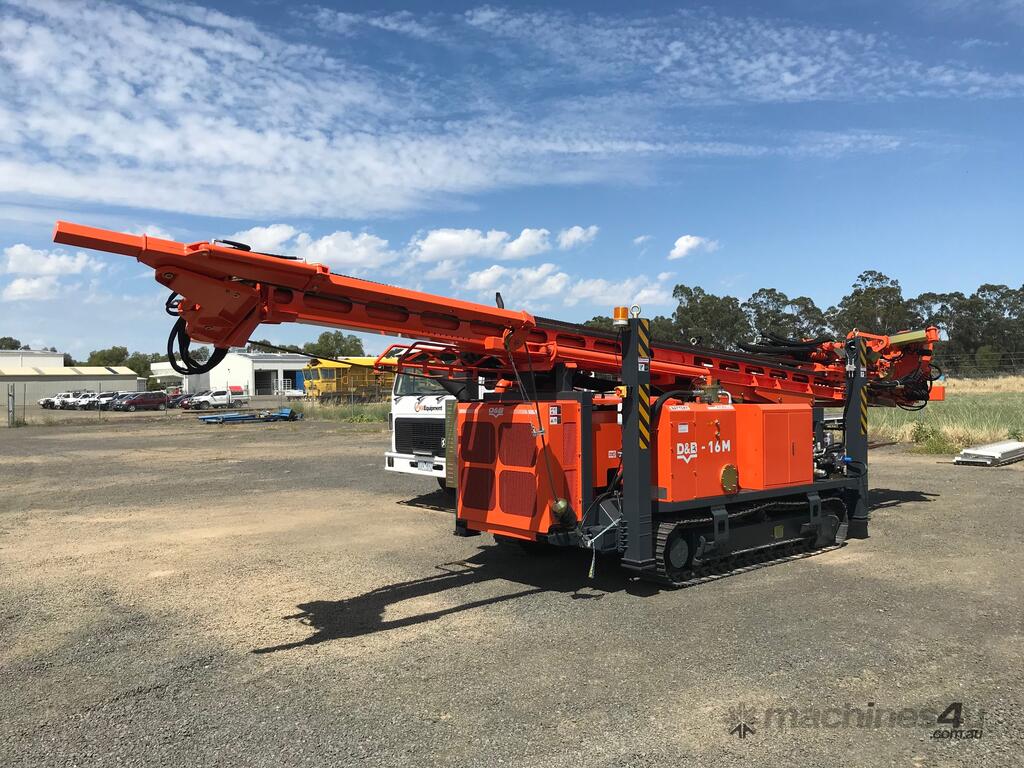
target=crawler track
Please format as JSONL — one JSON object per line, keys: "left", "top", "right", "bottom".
{"left": 649, "top": 526, "right": 844, "bottom": 588}
{"left": 648, "top": 498, "right": 848, "bottom": 588}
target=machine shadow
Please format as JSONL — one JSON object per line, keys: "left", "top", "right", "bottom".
{"left": 396, "top": 490, "right": 455, "bottom": 513}
{"left": 869, "top": 487, "right": 940, "bottom": 510}
{"left": 252, "top": 544, "right": 651, "bottom": 654}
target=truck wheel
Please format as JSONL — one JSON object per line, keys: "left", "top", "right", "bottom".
{"left": 199, "top": 401, "right": 209, "bottom": 410}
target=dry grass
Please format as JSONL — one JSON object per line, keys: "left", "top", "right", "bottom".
{"left": 943, "top": 375, "right": 1024, "bottom": 394}
{"left": 290, "top": 400, "right": 389, "bottom": 423}
{"left": 870, "top": 391, "right": 1024, "bottom": 453}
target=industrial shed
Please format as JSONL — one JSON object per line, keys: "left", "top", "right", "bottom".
{"left": 0, "top": 366, "right": 141, "bottom": 402}
{"left": 154, "top": 351, "right": 309, "bottom": 395}
{"left": 0, "top": 350, "right": 65, "bottom": 368}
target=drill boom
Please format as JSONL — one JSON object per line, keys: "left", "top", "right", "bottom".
{"left": 53, "top": 221, "right": 939, "bottom": 407}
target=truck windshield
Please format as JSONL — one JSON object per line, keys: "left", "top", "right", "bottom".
{"left": 393, "top": 373, "right": 451, "bottom": 397}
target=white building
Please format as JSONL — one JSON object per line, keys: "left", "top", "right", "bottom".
{"left": 207, "top": 351, "right": 309, "bottom": 395}
{"left": 0, "top": 366, "right": 141, "bottom": 402}
{"left": 149, "top": 360, "right": 184, "bottom": 390}
{"left": 0, "top": 349, "right": 65, "bottom": 368}
{"left": 152, "top": 351, "right": 309, "bottom": 395}
{"left": 0, "top": 349, "right": 142, "bottom": 401}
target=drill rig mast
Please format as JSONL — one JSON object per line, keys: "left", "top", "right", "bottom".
{"left": 55, "top": 221, "right": 941, "bottom": 587}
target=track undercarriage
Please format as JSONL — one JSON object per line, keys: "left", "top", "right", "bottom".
{"left": 650, "top": 496, "right": 848, "bottom": 588}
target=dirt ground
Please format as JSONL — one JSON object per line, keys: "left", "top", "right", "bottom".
{"left": 1, "top": 420, "right": 1022, "bottom": 767}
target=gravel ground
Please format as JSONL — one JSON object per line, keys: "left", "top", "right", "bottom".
{"left": 1, "top": 420, "right": 1021, "bottom": 767}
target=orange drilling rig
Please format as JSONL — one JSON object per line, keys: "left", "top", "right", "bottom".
{"left": 54, "top": 221, "right": 942, "bottom": 587}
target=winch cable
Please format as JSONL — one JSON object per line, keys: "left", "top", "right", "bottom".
{"left": 504, "top": 335, "right": 563, "bottom": 522}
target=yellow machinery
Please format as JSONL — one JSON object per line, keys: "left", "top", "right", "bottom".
{"left": 303, "top": 357, "right": 395, "bottom": 403}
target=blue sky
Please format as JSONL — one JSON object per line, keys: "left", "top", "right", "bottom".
{"left": 1, "top": 0, "right": 1022, "bottom": 357}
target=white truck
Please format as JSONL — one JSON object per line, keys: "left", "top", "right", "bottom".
{"left": 71, "top": 392, "right": 101, "bottom": 409}
{"left": 185, "top": 389, "right": 249, "bottom": 410}
{"left": 385, "top": 373, "right": 454, "bottom": 491}
{"left": 52, "top": 391, "right": 88, "bottom": 409}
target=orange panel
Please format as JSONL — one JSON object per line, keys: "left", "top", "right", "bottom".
{"left": 457, "top": 401, "right": 585, "bottom": 540}
{"left": 734, "top": 404, "right": 813, "bottom": 490}
{"left": 591, "top": 410, "right": 622, "bottom": 490}
{"left": 652, "top": 404, "right": 739, "bottom": 503}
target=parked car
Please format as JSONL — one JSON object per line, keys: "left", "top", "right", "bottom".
{"left": 72, "top": 392, "right": 100, "bottom": 409}
{"left": 38, "top": 395, "right": 57, "bottom": 409}
{"left": 178, "top": 390, "right": 209, "bottom": 410}
{"left": 166, "top": 393, "right": 191, "bottom": 409}
{"left": 183, "top": 390, "right": 248, "bottom": 410}
{"left": 113, "top": 391, "right": 168, "bottom": 412}
{"left": 93, "top": 392, "right": 120, "bottom": 409}
{"left": 102, "top": 392, "right": 134, "bottom": 410}
{"left": 54, "top": 391, "right": 85, "bottom": 409}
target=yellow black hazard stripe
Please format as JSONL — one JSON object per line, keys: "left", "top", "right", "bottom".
{"left": 637, "top": 318, "right": 651, "bottom": 361}
{"left": 638, "top": 382, "right": 651, "bottom": 449}
{"left": 858, "top": 338, "right": 868, "bottom": 436}
{"left": 637, "top": 318, "right": 651, "bottom": 450}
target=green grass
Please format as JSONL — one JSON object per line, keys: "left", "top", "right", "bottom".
{"left": 870, "top": 392, "right": 1024, "bottom": 454}
{"left": 284, "top": 392, "right": 1024, "bottom": 451}
{"left": 291, "top": 401, "right": 390, "bottom": 423}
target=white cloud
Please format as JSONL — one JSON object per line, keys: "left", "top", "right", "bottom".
{"left": 424, "top": 259, "right": 462, "bottom": 281}
{"left": 568, "top": 275, "right": 673, "bottom": 308}
{"left": 229, "top": 224, "right": 299, "bottom": 253}
{"left": 2, "top": 244, "right": 104, "bottom": 275}
{"left": 292, "top": 231, "right": 395, "bottom": 270}
{"left": 503, "top": 228, "right": 552, "bottom": 259}
{"left": 411, "top": 227, "right": 551, "bottom": 262}
{"left": 313, "top": 9, "right": 446, "bottom": 41}
{"left": 0, "top": 2, "right": 1012, "bottom": 222}
{"left": 413, "top": 229, "right": 509, "bottom": 261}
{"left": 2, "top": 275, "right": 60, "bottom": 301}
{"left": 959, "top": 38, "right": 1009, "bottom": 49}
{"left": 463, "top": 262, "right": 673, "bottom": 311}
{"left": 633, "top": 234, "right": 652, "bottom": 247}
{"left": 923, "top": 0, "right": 1024, "bottom": 27}
{"left": 466, "top": 7, "right": 1024, "bottom": 102}
{"left": 557, "top": 225, "right": 599, "bottom": 250}
{"left": 668, "top": 235, "right": 719, "bottom": 260}
{"left": 226, "top": 224, "right": 397, "bottom": 271}
{"left": 126, "top": 224, "right": 175, "bottom": 241}
{"left": 465, "top": 263, "right": 571, "bottom": 304}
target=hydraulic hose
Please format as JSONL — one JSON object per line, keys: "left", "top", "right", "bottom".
{"left": 651, "top": 389, "right": 699, "bottom": 424}
{"left": 166, "top": 316, "right": 228, "bottom": 375}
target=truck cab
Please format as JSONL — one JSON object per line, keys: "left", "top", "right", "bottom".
{"left": 385, "top": 373, "right": 452, "bottom": 488}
